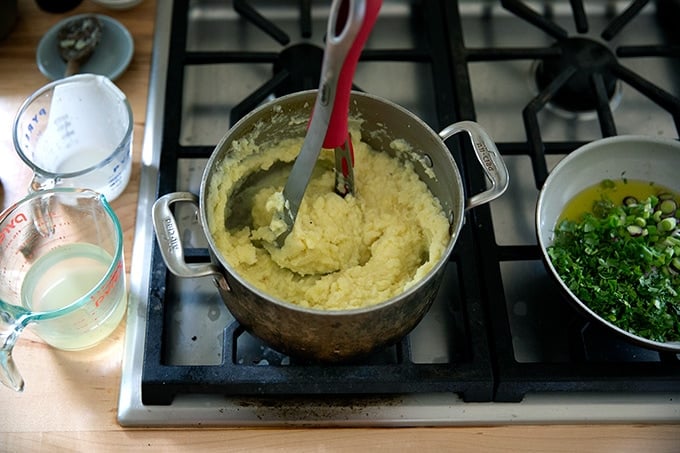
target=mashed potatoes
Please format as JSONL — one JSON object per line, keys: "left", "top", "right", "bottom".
{"left": 206, "top": 129, "right": 450, "bottom": 311}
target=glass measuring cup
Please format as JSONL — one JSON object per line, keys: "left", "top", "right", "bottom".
{"left": 0, "top": 188, "right": 127, "bottom": 392}
{"left": 12, "top": 74, "right": 133, "bottom": 202}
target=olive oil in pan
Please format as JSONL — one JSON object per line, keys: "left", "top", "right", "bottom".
{"left": 559, "top": 178, "right": 679, "bottom": 223}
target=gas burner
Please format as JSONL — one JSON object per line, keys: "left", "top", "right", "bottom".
{"left": 272, "top": 43, "right": 324, "bottom": 97}
{"left": 533, "top": 37, "right": 622, "bottom": 118}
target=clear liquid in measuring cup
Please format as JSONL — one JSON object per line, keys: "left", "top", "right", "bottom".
{"left": 53, "top": 149, "right": 110, "bottom": 173}
{"left": 15, "top": 75, "right": 134, "bottom": 202}
{"left": 51, "top": 147, "right": 132, "bottom": 202}
{"left": 20, "top": 242, "right": 127, "bottom": 350}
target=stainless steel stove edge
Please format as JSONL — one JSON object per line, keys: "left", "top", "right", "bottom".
{"left": 119, "top": 391, "right": 679, "bottom": 427}
{"left": 117, "top": 2, "right": 171, "bottom": 426}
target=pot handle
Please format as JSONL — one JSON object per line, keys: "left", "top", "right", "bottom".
{"left": 439, "top": 120, "right": 509, "bottom": 210}
{"left": 152, "top": 192, "right": 223, "bottom": 279}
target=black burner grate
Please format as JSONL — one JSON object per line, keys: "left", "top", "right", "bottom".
{"left": 141, "top": 0, "right": 680, "bottom": 406}
{"left": 442, "top": 0, "right": 680, "bottom": 402}
{"left": 142, "top": 0, "right": 494, "bottom": 406}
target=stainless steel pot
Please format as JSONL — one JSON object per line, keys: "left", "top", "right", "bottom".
{"left": 536, "top": 135, "right": 680, "bottom": 352}
{"left": 152, "top": 90, "right": 508, "bottom": 361}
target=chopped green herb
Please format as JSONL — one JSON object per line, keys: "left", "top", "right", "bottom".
{"left": 600, "top": 179, "right": 616, "bottom": 190}
{"left": 548, "top": 192, "right": 680, "bottom": 343}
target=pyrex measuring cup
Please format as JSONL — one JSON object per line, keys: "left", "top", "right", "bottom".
{"left": 0, "top": 188, "right": 127, "bottom": 392}
{"left": 12, "top": 74, "right": 133, "bottom": 202}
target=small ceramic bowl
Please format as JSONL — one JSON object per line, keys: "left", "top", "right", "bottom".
{"left": 37, "top": 14, "right": 133, "bottom": 81}
{"left": 536, "top": 135, "right": 680, "bottom": 352}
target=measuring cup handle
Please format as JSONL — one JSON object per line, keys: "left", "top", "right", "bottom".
{"left": 152, "top": 192, "right": 223, "bottom": 280}
{"left": 0, "top": 309, "right": 30, "bottom": 392}
{"left": 439, "top": 120, "right": 509, "bottom": 210}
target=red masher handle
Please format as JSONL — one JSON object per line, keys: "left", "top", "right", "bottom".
{"left": 323, "top": 0, "right": 382, "bottom": 149}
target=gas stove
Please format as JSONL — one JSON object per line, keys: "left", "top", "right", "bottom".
{"left": 118, "top": 0, "right": 680, "bottom": 426}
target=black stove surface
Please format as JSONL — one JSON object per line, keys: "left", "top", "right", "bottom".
{"left": 138, "top": 0, "right": 680, "bottom": 408}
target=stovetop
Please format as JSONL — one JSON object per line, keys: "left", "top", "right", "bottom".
{"left": 118, "top": 0, "right": 680, "bottom": 426}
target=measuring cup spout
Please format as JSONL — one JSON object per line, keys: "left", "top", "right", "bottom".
{"left": 0, "top": 308, "right": 31, "bottom": 392}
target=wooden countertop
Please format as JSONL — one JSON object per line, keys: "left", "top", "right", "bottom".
{"left": 0, "top": 1, "right": 678, "bottom": 451}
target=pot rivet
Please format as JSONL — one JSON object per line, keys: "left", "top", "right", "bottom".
{"left": 213, "top": 276, "right": 231, "bottom": 292}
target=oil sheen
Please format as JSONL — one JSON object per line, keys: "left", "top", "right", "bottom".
{"left": 559, "top": 178, "right": 677, "bottom": 222}
{"left": 20, "top": 242, "right": 127, "bottom": 350}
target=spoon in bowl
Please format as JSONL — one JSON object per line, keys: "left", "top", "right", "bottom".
{"left": 57, "top": 15, "right": 103, "bottom": 77}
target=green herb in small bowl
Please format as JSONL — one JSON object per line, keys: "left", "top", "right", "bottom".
{"left": 536, "top": 136, "right": 680, "bottom": 351}
{"left": 547, "top": 183, "right": 680, "bottom": 343}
